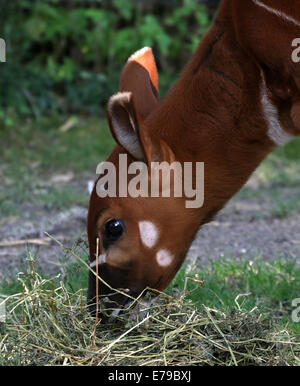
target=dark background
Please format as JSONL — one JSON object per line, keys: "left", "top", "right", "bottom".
{"left": 0, "top": 0, "right": 220, "bottom": 124}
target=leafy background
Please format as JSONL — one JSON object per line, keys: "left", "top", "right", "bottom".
{"left": 0, "top": 0, "right": 220, "bottom": 125}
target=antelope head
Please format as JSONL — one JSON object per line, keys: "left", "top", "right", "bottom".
{"left": 86, "top": 0, "right": 300, "bottom": 319}
{"left": 87, "top": 48, "right": 203, "bottom": 318}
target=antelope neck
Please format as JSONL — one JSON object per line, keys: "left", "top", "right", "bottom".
{"left": 146, "top": 21, "right": 275, "bottom": 220}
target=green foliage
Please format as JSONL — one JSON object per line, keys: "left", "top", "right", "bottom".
{"left": 0, "top": 0, "right": 213, "bottom": 125}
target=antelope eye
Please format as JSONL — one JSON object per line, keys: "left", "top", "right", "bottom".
{"left": 104, "top": 219, "right": 124, "bottom": 241}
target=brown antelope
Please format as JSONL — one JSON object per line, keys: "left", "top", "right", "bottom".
{"left": 87, "top": 0, "right": 300, "bottom": 317}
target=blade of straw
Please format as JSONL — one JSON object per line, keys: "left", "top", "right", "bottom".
{"left": 92, "top": 238, "right": 99, "bottom": 344}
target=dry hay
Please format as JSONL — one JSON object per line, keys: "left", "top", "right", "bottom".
{"left": 0, "top": 254, "right": 299, "bottom": 366}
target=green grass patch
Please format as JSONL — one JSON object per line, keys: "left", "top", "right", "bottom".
{"left": 0, "top": 115, "right": 115, "bottom": 215}
{"left": 232, "top": 137, "right": 300, "bottom": 218}
{"left": 1, "top": 250, "right": 299, "bottom": 366}
{"left": 37, "top": 186, "right": 88, "bottom": 210}
{"left": 274, "top": 137, "right": 300, "bottom": 161}
{"left": 2, "top": 252, "right": 300, "bottom": 337}
{"left": 0, "top": 183, "right": 89, "bottom": 216}
{"left": 251, "top": 137, "right": 300, "bottom": 188}
{"left": 168, "top": 258, "right": 300, "bottom": 335}
{"left": 1, "top": 115, "right": 115, "bottom": 174}
{"left": 269, "top": 192, "right": 300, "bottom": 219}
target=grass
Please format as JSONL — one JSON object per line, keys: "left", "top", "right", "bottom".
{"left": 169, "top": 258, "right": 300, "bottom": 335}
{"left": 0, "top": 115, "right": 114, "bottom": 173}
{"left": 0, "top": 244, "right": 299, "bottom": 365}
{"left": 270, "top": 192, "right": 300, "bottom": 219}
{"left": 255, "top": 137, "right": 300, "bottom": 187}
{"left": 2, "top": 251, "right": 300, "bottom": 326}
{"left": 231, "top": 136, "right": 300, "bottom": 219}
{"left": 37, "top": 186, "right": 88, "bottom": 210}
{"left": 0, "top": 115, "right": 114, "bottom": 216}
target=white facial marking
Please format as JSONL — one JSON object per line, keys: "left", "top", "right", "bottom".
{"left": 252, "top": 0, "right": 300, "bottom": 27}
{"left": 90, "top": 253, "right": 106, "bottom": 268}
{"left": 138, "top": 221, "right": 159, "bottom": 248}
{"left": 156, "top": 249, "right": 173, "bottom": 267}
{"left": 260, "top": 73, "right": 294, "bottom": 146}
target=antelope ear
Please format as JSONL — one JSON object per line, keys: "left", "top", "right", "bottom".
{"left": 120, "top": 47, "right": 159, "bottom": 120}
{"left": 107, "top": 92, "right": 175, "bottom": 167}
{"left": 107, "top": 91, "right": 147, "bottom": 161}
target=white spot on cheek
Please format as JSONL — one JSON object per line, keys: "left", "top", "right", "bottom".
{"left": 90, "top": 254, "right": 106, "bottom": 268}
{"left": 156, "top": 249, "right": 173, "bottom": 267}
{"left": 138, "top": 221, "right": 159, "bottom": 248}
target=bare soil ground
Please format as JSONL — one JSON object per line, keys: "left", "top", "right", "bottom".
{"left": 188, "top": 194, "right": 300, "bottom": 268}
{"left": 0, "top": 171, "right": 299, "bottom": 281}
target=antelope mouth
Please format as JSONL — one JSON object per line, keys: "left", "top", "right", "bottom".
{"left": 111, "top": 293, "right": 158, "bottom": 319}
{"left": 88, "top": 289, "right": 158, "bottom": 323}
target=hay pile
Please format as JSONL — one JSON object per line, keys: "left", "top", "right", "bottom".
{"left": 0, "top": 257, "right": 298, "bottom": 366}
